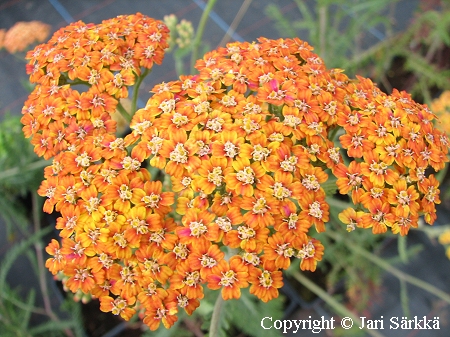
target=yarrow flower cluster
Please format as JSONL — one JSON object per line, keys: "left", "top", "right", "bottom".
{"left": 431, "top": 90, "right": 450, "bottom": 137}
{"left": 163, "top": 14, "right": 194, "bottom": 51}
{"left": 22, "top": 13, "right": 169, "bottom": 160}
{"left": 21, "top": 13, "right": 449, "bottom": 331}
{"left": 431, "top": 91, "right": 450, "bottom": 257}
{"left": 0, "top": 21, "right": 51, "bottom": 53}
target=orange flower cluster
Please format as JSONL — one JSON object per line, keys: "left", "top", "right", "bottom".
{"left": 432, "top": 91, "right": 450, "bottom": 258}
{"left": 335, "top": 81, "right": 448, "bottom": 234}
{"left": 0, "top": 21, "right": 51, "bottom": 53}
{"left": 21, "top": 13, "right": 449, "bottom": 331}
{"left": 431, "top": 90, "right": 450, "bottom": 137}
{"left": 22, "top": 13, "right": 169, "bottom": 160}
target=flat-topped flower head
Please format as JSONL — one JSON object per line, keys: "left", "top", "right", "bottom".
{"left": 21, "top": 19, "right": 449, "bottom": 330}
{"left": 22, "top": 13, "right": 170, "bottom": 159}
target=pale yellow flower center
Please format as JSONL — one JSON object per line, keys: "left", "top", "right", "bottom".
{"left": 74, "top": 268, "right": 92, "bottom": 282}
{"left": 259, "top": 270, "right": 273, "bottom": 288}
{"left": 111, "top": 298, "right": 127, "bottom": 316}
{"left": 150, "top": 229, "right": 165, "bottom": 244}
{"left": 268, "top": 132, "right": 284, "bottom": 142}
{"left": 85, "top": 197, "right": 100, "bottom": 214}
{"left": 208, "top": 166, "right": 224, "bottom": 186}
{"left": 272, "top": 182, "right": 291, "bottom": 199}
{"left": 283, "top": 115, "right": 301, "bottom": 128}
{"left": 113, "top": 233, "right": 127, "bottom": 248}
{"left": 215, "top": 216, "right": 232, "bottom": 232}
{"left": 297, "top": 241, "right": 316, "bottom": 259}
{"left": 159, "top": 99, "right": 175, "bottom": 113}
{"left": 75, "top": 152, "right": 91, "bottom": 167}
{"left": 103, "top": 210, "right": 117, "bottom": 224}
{"left": 397, "top": 190, "right": 411, "bottom": 205}
{"left": 142, "top": 193, "right": 161, "bottom": 208}
{"left": 189, "top": 220, "right": 207, "bottom": 237}
{"left": 237, "top": 226, "right": 255, "bottom": 240}
{"left": 173, "top": 243, "right": 189, "bottom": 259}
{"left": 118, "top": 184, "right": 132, "bottom": 201}
{"left": 147, "top": 136, "right": 163, "bottom": 154}
{"left": 144, "top": 258, "right": 160, "bottom": 273}
{"left": 252, "top": 197, "right": 269, "bottom": 214}
{"left": 219, "top": 270, "right": 237, "bottom": 287}
{"left": 183, "top": 271, "right": 201, "bottom": 287}
{"left": 280, "top": 155, "right": 297, "bottom": 172}
{"left": 172, "top": 112, "right": 189, "bottom": 127}
{"left": 236, "top": 166, "right": 255, "bottom": 185}
{"left": 169, "top": 143, "right": 188, "bottom": 163}
{"left": 242, "top": 252, "right": 260, "bottom": 266}
{"left": 276, "top": 243, "right": 295, "bottom": 257}
{"left": 369, "top": 161, "right": 388, "bottom": 175}
{"left": 308, "top": 201, "right": 323, "bottom": 219}
{"left": 302, "top": 174, "right": 320, "bottom": 191}
{"left": 128, "top": 217, "right": 148, "bottom": 234}
{"left": 98, "top": 253, "right": 113, "bottom": 269}
{"left": 224, "top": 141, "right": 239, "bottom": 157}
{"left": 200, "top": 254, "right": 217, "bottom": 268}
{"left": 251, "top": 144, "right": 271, "bottom": 161}
{"left": 110, "top": 138, "right": 125, "bottom": 150}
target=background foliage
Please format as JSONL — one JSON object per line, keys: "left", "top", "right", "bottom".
{"left": 1, "top": 1, "right": 450, "bottom": 336}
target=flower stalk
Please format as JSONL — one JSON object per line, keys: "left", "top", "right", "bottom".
{"left": 190, "top": 0, "right": 218, "bottom": 73}
{"left": 326, "top": 231, "right": 450, "bottom": 306}
{"left": 116, "top": 101, "right": 132, "bottom": 123}
{"left": 292, "top": 271, "right": 386, "bottom": 337}
{"left": 0, "top": 159, "right": 49, "bottom": 182}
{"left": 209, "top": 292, "right": 225, "bottom": 337}
{"left": 131, "top": 68, "right": 150, "bottom": 116}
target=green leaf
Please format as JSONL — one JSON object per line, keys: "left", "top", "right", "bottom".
{"left": 227, "top": 288, "right": 284, "bottom": 337}
{"left": 322, "top": 175, "right": 338, "bottom": 197}
{"left": 27, "top": 319, "right": 78, "bottom": 335}
{"left": 265, "top": 4, "right": 298, "bottom": 38}
{"left": 0, "top": 284, "right": 39, "bottom": 337}
{"left": 0, "top": 114, "right": 44, "bottom": 193}
{"left": 404, "top": 52, "right": 450, "bottom": 89}
{"left": 19, "top": 288, "right": 36, "bottom": 332}
{"left": 0, "top": 226, "right": 52, "bottom": 292}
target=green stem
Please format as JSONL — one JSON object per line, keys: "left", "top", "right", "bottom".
{"left": 326, "top": 195, "right": 351, "bottom": 211}
{"left": 131, "top": 68, "right": 150, "bottom": 117}
{"left": 318, "top": 4, "right": 327, "bottom": 61}
{"left": 32, "top": 193, "right": 64, "bottom": 327}
{"left": 209, "top": 292, "right": 225, "bottom": 337}
{"left": 435, "top": 160, "right": 449, "bottom": 184}
{"left": 328, "top": 126, "right": 341, "bottom": 143}
{"left": 399, "top": 278, "right": 410, "bottom": 317}
{"left": 353, "top": 241, "right": 450, "bottom": 305}
{"left": 397, "top": 235, "right": 408, "bottom": 263}
{"left": 292, "top": 271, "right": 385, "bottom": 337}
{"left": 0, "top": 291, "right": 47, "bottom": 316}
{"left": 327, "top": 231, "right": 450, "bottom": 305}
{"left": 190, "top": 0, "right": 218, "bottom": 73}
{"left": 0, "top": 159, "right": 49, "bottom": 181}
{"left": 175, "top": 55, "right": 185, "bottom": 77}
{"left": 218, "top": 0, "right": 252, "bottom": 47}
{"left": 66, "top": 80, "right": 87, "bottom": 86}
{"left": 116, "top": 101, "right": 132, "bottom": 123}
{"left": 341, "top": 32, "right": 401, "bottom": 70}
